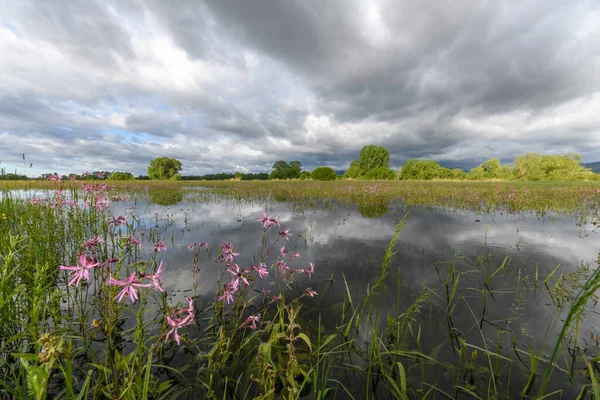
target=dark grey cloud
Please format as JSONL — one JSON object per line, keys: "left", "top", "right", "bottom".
{"left": 0, "top": 0, "right": 599, "bottom": 176}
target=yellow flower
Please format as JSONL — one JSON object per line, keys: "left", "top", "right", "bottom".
{"left": 1, "top": 213, "right": 6, "bottom": 220}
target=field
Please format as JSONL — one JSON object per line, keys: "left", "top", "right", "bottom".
{"left": 1, "top": 179, "right": 600, "bottom": 399}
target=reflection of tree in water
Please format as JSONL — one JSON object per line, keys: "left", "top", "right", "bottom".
{"left": 358, "top": 201, "right": 389, "bottom": 218}
{"left": 148, "top": 187, "right": 184, "bottom": 206}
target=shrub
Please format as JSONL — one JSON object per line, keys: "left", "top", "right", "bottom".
{"left": 311, "top": 167, "right": 337, "bottom": 181}
{"left": 364, "top": 166, "right": 396, "bottom": 180}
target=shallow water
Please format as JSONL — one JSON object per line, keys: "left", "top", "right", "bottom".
{"left": 103, "top": 192, "right": 599, "bottom": 396}
{"left": 10, "top": 187, "right": 599, "bottom": 397}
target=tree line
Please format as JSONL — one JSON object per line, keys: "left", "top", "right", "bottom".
{"left": 5, "top": 148, "right": 598, "bottom": 181}
{"left": 400, "top": 153, "right": 595, "bottom": 181}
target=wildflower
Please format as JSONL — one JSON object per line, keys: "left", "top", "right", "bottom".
{"left": 218, "top": 283, "right": 237, "bottom": 304}
{"left": 227, "top": 263, "right": 249, "bottom": 290}
{"left": 268, "top": 294, "right": 282, "bottom": 305}
{"left": 126, "top": 235, "right": 142, "bottom": 248}
{"left": 1, "top": 213, "right": 5, "bottom": 220}
{"left": 257, "top": 211, "right": 278, "bottom": 230}
{"left": 144, "top": 261, "right": 165, "bottom": 292}
{"left": 154, "top": 240, "right": 166, "bottom": 252}
{"left": 278, "top": 229, "right": 292, "bottom": 241}
{"left": 108, "top": 215, "right": 128, "bottom": 225}
{"left": 220, "top": 241, "right": 239, "bottom": 264}
{"left": 187, "top": 243, "right": 195, "bottom": 252}
{"left": 250, "top": 263, "right": 269, "bottom": 279}
{"left": 165, "top": 316, "right": 184, "bottom": 345}
{"left": 109, "top": 272, "right": 152, "bottom": 303}
{"left": 304, "top": 262, "right": 315, "bottom": 278}
{"left": 83, "top": 235, "right": 104, "bottom": 249}
{"left": 60, "top": 255, "right": 99, "bottom": 287}
{"left": 303, "top": 287, "right": 318, "bottom": 297}
{"left": 91, "top": 319, "right": 103, "bottom": 328}
{"left": 240, "top": 314, "right": 261, "bottom": 330}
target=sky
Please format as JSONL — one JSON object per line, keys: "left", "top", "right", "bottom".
{"left": 1, "top": 0, "right": 599, "bottom": 177}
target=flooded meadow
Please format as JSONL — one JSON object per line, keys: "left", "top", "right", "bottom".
{"left": 1, "top": 180, "right": 600, "bottom": 399}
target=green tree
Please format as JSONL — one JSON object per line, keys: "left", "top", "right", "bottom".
{"left": 344, "top": 145, "right": 391, "bottom": 179}
{"left": 299, "top": 171, "right": 312, "bottom": 180}
{"left": 357, "top": 145, "right": 390, "bottom": 172}
{"left": 364, "top": 166, "right": 396, "bottom": 180}
{"left": 400, "top": 159, "right": 442, "bottom": 180}
{"left": 108, "top": 171, "right": 135, "bottom": 180}
{"left": 148, "top": 157, "right": 182, "bottom": 180}
{"left": 269, "top": 160, "right": 302, "bottom": 180}
{"left": 311, "top": 167, "right": 337, "bottom": 181}
{"left": 513, "top": 153, "right": 590, "bottom": 180}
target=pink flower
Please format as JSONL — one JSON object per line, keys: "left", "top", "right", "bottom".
{"left": 250, "top": 263, "right": 269, "bottom": 279}
{"left": 109, "top": 215, "right": 128, "bottom": 226}
{"left": 220, "top": 242, "right": 239, "bottom": 264}
{"left": 240, "top": 314, "right": 261, "bottom": 330}
{"left": 303, "top": 287, "right": 318, "bottom": 297}
{"left": 154, "top": 241, "right": 166, "bottom": 252}
{"left": 165, "top": 300, "right": 194, "bottom": 346}
{"left": 109, "top": 272, "right": 152, "bottom": 303}
{"left": 278, "top": 229, "right": 292, "bottom": 241}
{"left": 227, "top": 264, "right": 249, "bottom": 290}
{"left": 304, "top": 263, "right": 315, "bottom": 278}
{"left": 218, "top": 283, "right": 237, "bottom": 304}
{"left": 187, "top": 243, "right": 195, "bottom": 252}
{"left": 166, "top": 316, "right": 184, "bottom": 345}
{"left": 60, "top": 255, "right": 99, "bottom": 287}
{"left": 83, "top": 235, "right": 104, "bottom": 249}
{"left": 258, "top": 211, "right": 279, "bottom": 230}
{"left": 144, "top": 261, "right": 165, "bottom": 292}
{"left": 127, "top": 235, "right": 142, "bottom": 249}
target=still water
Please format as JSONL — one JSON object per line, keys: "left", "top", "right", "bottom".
{"left": 112, "top": 191, "right": 599, "bottom": 398}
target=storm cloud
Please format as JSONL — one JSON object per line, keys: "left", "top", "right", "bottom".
{"left": 1, "top": 0, "right": 599, "bottom": 176}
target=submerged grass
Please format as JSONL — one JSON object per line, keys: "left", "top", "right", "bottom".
{"left": 1, "top": 180, "right": 600, "bottom": 398}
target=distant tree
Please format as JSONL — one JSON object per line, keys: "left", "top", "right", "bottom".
{"left": 241, "top": 172, "right": 269, "bottom": 180}
{"left": 148, "top": 157, "right": 182, "bottom": 180}
{"left": 513, "top": 153, "right": 590, "bottom": 180}
{"left": 311, "top": 167, "right": 337, "bottom": 181}
{"left": 234, "top": 171, "right": 243, "bottom": 180}
{"left": 269, "top": 160, "right": 302, "bottom": 180}
{"left": 451, "top": 169, "right": 467, "bottom": 180}
{"left": 289, "top": 161, "right": 302, "bottom": 178}
{"left": 467, "top": 158, "right": 512, "bottom": 180}
{"left": 400, "top": 159, "right": 442, "bottom": 180}
{"left": 344, "top": 145, "right": 391, "bottom": 179}
{"left": 357, "top": 145, "right": 390, "bottom": 172}
{"left": 364, "top": 166, "right": 396, "bottom": 180}
{"left": 0, "top": 173, "right": 27, "bottom": 180}
{"left": 343, "top": 163, "right": 362, "bottom": 179}
{"left": 108, "top": 171, "right": 135, "bottom": 180}
{"left": 299, "top": 171, "right": 312, "bottom": 180}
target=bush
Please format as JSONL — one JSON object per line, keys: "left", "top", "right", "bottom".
{"left": 299, "top": 171, "right": 312, "bottom": 180}
{"left": 108, "top": 172, "right": 135, "bottom": 180}
{"left": 311, "top": 167, "right": 337, "bottom": 181}
{"left": 343, "top": 165, "right": 362, "bottom": 179}
{"left": 364, "top": 166, "right": 396, "bottom": 180}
